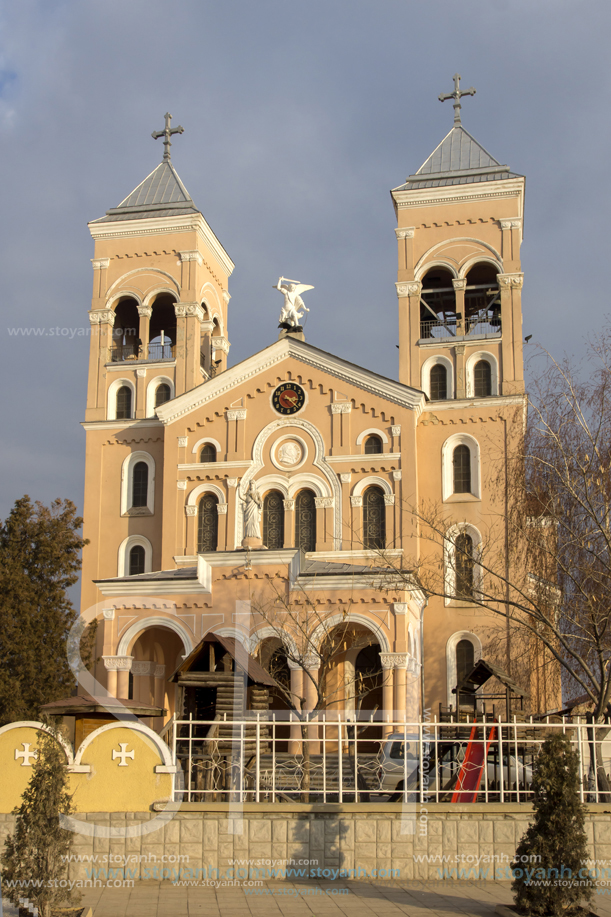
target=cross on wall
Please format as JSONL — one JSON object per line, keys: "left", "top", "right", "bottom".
{"left": 15, "top": 743, "right": 37, "bottom": 766}
{"left": 112, "top": 743, "right": 135, "bottom": 767}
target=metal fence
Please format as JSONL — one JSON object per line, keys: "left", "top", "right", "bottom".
{"left": 165, "top": 715, "right": 611, "bottom": 805}
{"left": 420, "top": 318, "right": 501, "bottom": 341}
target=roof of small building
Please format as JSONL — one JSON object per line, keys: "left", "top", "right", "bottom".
{"left": 91, "top": 159, "right": 200, "bottom": 223}
{"left": 393, "top": 124, "right": 523, "bottom": 191}
{"left": 454, "top": 659, "right": 529, "bottom": 698}
{"left": 169, "top": 633, "right": 277, "bottom": 687}
{"left": 40, "top": 692, "right": 165, "bottom": 717}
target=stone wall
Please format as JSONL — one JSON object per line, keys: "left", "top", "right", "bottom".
{"left": 1, "top": 803, "right": 610, "bottom": 883}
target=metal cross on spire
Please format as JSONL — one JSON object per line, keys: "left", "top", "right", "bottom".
{"left": 151, "top": 112, "right": 184, "bottom": 162}
{"left": 438, "top": 74, "right": 476, "bottom": 125}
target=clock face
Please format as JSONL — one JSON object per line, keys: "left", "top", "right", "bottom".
{"left": 272, "top": 383, "right": 306, "bottom": 415}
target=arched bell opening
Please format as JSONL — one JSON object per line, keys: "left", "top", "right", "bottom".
{"left": 149, "top": 293, "right": 177, "bottom": 360}
{"left": 464, "top": 262, "right": 501, "bottom": 334}
{"left": 112, "top": 298, "right": 140, "bottom": 361}
{"left": 419, "top": 267, "right": 457, "bottom": 339}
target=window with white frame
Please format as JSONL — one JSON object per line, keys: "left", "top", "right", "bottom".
{"left": 445, "top": 631, "right": 482, "bottom": 706}
{"left": 444, "top": 524, "right": 482, "bottom": 604}
{"left": 107, "top": 379, "right": 135, "bottom": 421}
{"left": 422, "top": 355, "right": 454, "bottom": 401}
{"left": 121, "top": 452, "right": 155, "bottom": 515}
{"left": 466, "top": 351, "right": 499, "bottom": 398}
{"left": 118, "top": 535, "right": 153, "bottom": 577}
{"left": 441, "top": 433, "right": 481, "bottom": 500}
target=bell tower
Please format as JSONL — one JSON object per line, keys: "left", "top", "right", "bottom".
{"left": 85, "top": 114, "right": 234, "bottom": 424}
{"left": 392, "top": 77, "right": 525, "bottom": 402}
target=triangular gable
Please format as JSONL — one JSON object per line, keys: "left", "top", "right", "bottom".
{"left": 156, "top": 337, "right": 425, "bottom": 425}
{"left": 416, "top": 125, "right": 501, "bottom": 175}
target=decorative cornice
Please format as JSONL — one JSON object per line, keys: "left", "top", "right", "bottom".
{"left": 217, "top": 503, "right": 228, "bottom": 515}
{"left": 88, "top": 212, "right": 235, "bottom": 277}
{"left": 379, "top": 652, "right": 410, "bottom": 670}
{"left": 226, "top": 408, "right": 247, "bottom": 422}
{"left": 452, "top": 279, "right": 467, "bottom": 292}
{"left": 179, "top": 250, "right": 203, "bottom": 265}
{"left": 392, "top": 471, "right": 402, "bottom": 481}
{"left": 185, "top": 505, "right": 197, "bottom": 516}
{"left": 391, "top": 425, "right": 401, "bottom": 437}
{"left": 91, "top": 258, "right": 110, "bottom": 270}
{"left": 136, "top": 368, "right": 147, "bottom": 378}
{"left": 351, "top": 496, "right": 363, "bottom": 508}
{"left": 226, "top": 478, "right": 239, "bottom": 488}
{"left": 393, "top": 603, "right": 408, "bottom": 615}
{"left": 102, "top": 608, "right": 115, "bottom": 620}
{"left": 89, "top": 310, "right": 115, "bottom": 327}
{"left": 137, "top": 305, "right": 152, "bottom": 318}
{"left": 103, "top": 655, "right": 133, "bottom": 672}
{"left": 331, "top": 402, "right": 352, "bottom": 415}
{"left": 175, "top": 302, "right": 205, "bottom": 321}
{"left": 131, "top": 661, "right": 156, "bottom": 676}
{"left": 497, "top": 272, "right": 524, "bottom": 288}
{"left": 499, "top": 219, "right": 522, "bottom": 231}
{"left": 177, "top": 480, "right": 187, "bottom": 490}
{"left": 395, "top": 227, "right": 415, "bottom": 240}
{"left": 178, "top": 437, "right": 188, "bottom": 447}
{"left": 383, "top": 494, "right": 395, "bottom": 506}
{"left": 200, "top": 320, "right": 214, "bottom": 334}
{"left": 154, "top": 664, "right": 166, "bottom": 678}
{"left": 396, "top": 282, "right": 422, "bottom": 298}
{"left": 213, "top": 336, "right": 230, "bottom": 354}
{"left": 339, "top": 473, "right": 352, "bottom": 484}
{"left": 222, "top": 290, "right": 231, "bottom": 304}
{"left": 314, "top": 497, "right": 334, "bottom": 509}
{"left": 284, "top": 499, "right": 295, "bottom": 511}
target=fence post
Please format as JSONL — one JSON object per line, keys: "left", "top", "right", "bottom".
{"left": 338, "top": 718, "right": 343, "bottom": 804}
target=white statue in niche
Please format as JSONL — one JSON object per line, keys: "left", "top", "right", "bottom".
{"left": 241, "top": 480, "right": 262, "bottom": 539}
{"left": 275, "top": 276, "right": 314, "bottom": 329}
{"left": 278, "top": 441, "right": 302, "bottom": 466}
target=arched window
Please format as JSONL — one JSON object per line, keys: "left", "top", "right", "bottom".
{"left": 364, "top": 435, "right": 383, "bottom": 455}
{"left": 199, "top": 443, "right": 217, "bottom": 463}
{"left": 116, "top": 386, "right": 132, "bottom": 420}
{"left": 363, "top": 486, "right": 385, "bottom": 549}
{"left": 154, "top": 383, "right": 171, "bottom": 408}
{"left": 262, "top": 491, "right": 285, "bottom": 549}
{"left": 473, "top": 360, "right": 492, "bottom": 398}
{"left": 132, "top": 462, "right": 148, "bottom": 508}
{"left": 455, "top": 533, "right": 474, "bottom": 599}
{"left": 129, "top": 545, "right": 146, "bottom": 576}
{"left": 456, "top": 638, "right": 475, "bottom": 686}
{"left": 198, "top": 493, "right": 218, "bottom": 552}
{"left": 429, "top": 363, "right": 447, "bottom": 401}
{"left": 295, "top": 489, "right": 316, "bottom": 552}
{"left": 453, "top": 445, "right": 471, "bottom": 494}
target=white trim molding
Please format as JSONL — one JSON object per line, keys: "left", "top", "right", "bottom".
{"left": 116, "top": 615, "right": 195, "bottom": 657}
{"left": 107, "top": 378, "right": 135, "bottom": 421}
{"left": 443, "top": 523, "right": 483, "bottom": 607}
{"left": 421, "top": 354, "right": 454, "bottom": 401}
{"left": 117, "top": 535, "right": 153, "bottom": 577}
{"left": 465, "top": 351, "right": 499, "bottom": 399}
{"left": 120, "top": 451, "right": 156, "bottom": 516}
{"left": 355, "top": 428, "right": 389, "bottom": 448}
{"left": 186, "top": 482, "right": 226, "bottom": 506}
{"left": 146, "top": 375, "right": 175, "bottom": 418}
{"left": 441, "top": 432, "right": 481, "bottom": 501}
{"left": 192, "top": 437, "right": 222, "bottom": 457}
{"left": 446, "top": 630, "right": 482, "bottom": 707}
{"left": 352, "top": 475, "right": 393, "bottom": 498}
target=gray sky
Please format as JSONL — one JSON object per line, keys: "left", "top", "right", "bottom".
{"left": 1, "top": 0, "right": 610, "bottom": 525}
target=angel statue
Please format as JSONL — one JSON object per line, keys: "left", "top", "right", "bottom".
{"left": 274, "top": 276, "right": 314, "bottom": 329}
{"left": 241, "top": 480, "right": 263, "bottom": 541}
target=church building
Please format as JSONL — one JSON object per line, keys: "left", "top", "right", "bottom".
{"left": 81, "top": 87, "right": 537, "bottom": 731}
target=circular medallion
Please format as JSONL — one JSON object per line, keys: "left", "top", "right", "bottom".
{"left": 272, "top": 383, "right": 306, "bottom": 415}
{"left": 277, "top": 441, "right": 303, "bottom": 466}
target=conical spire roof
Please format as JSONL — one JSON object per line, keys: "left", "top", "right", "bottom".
{"left": 393, "top": 124, "right": 522, "bottom": 191}
{"left": 91, "top": 159, "right": 200, "bottom": 223}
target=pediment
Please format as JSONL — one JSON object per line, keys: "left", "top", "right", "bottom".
{"left": 156, "top": 338, "right": 424, "bottom": 426}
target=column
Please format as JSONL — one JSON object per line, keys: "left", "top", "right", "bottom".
{"left": 283, "top": 499, "right": 295, "bottom": 548}
{"left": 137, "top": 304, "right": 152, "bottom": 358}
{"left": 394, "top": 660, "right": 407, "bottom": 725}
{"left": 380, "top": 655, "right": 395, "bottom": 735}
{"left": 88, "top": 309, "right": 115, "bottom": 416}
{"left": 405, "top": 282, "right": 422, "bottom": 389}
{"left": 103, "top": 656, "right": 133, "bottom": 699}
{"left": 135, "top": 367, "right": 147, "bottom": 418}
{"left": 185, "top": 504, "right": 198, "bottom": 554}
{"left": 212, "top": 336, "right": 230, "bottom": 374}
{"left": 226, "top": 479, "right": 239, "bottom": 551}
{"left": 497, "top": 272, "right": 525, "bottom": 394}
{"left": 455, "top": 344, "right": 466, "bottom": 400}
{"left": 406, "top": 658, "right": 421, "bottom": 722}
{"left": 350, "top": 495, "right": 363, "bottom": 550}
{"left": 392, "top": 471, "right": 402, "bottom": 549}
{"left": 303, "top": 656, "right": 320, "bottom": 755}
{"left": 288, "top": 662, "right": 303, "bottom": 754}
{"left": 200, "top": 319, "right": 214, "bottom": 375}
{"left": 226, "top": 409, "right": 246, "bottom": 459}
{"left": 173, "top": 303, "right": 188, "bottom": 396}
{"left": 339, "top": 474, "right": 351, "bottom": 549}
{"left": 217, "top": 502, "right": 228, "bottom": 551}
{"left": 384, "top": 494, "right": 395, "bottom": 547}
{"left": 154, "top": 664, "right": 167, "bottom": 731}
{"left": 314, "top": 497, "right": 333, "bottom": 551}
{"left": 453, "top": 279, "right": 466, "bottom": 336}
{"left": 330, "top": 403, "right": 351, "bottom": 454}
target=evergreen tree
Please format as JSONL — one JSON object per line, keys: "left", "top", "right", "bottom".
{"left": 1, "top": 726, "right": 81, "bottom": 917}
{"left": 0, "top": 496, "right": 90, "bottom": 726}
{"left": 512, "top": 731, "right": 593, "bottom": 915}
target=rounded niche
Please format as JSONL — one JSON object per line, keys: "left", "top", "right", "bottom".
{"left": 271, "top": 434, "right": 308, "bottom": 471}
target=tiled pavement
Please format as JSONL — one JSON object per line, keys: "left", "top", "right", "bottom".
{"left": 79, "top": 879, "right": 611, "bottom": 917}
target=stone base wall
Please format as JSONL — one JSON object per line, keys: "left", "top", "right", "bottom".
{"left": 1, "top": 803, "right": 610, "bottom": 883}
